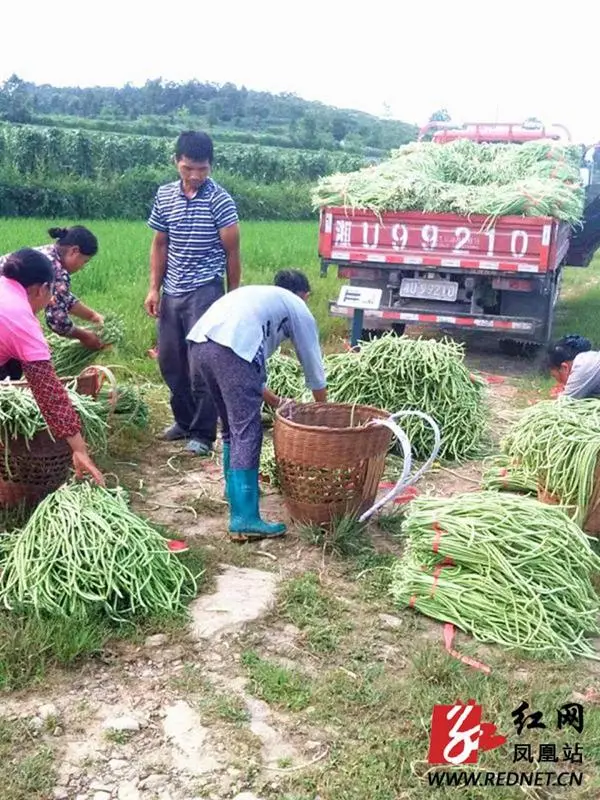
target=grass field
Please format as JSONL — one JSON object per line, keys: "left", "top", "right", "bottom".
{"left": 1, "top": 219, "right": 345, "bottom": 378}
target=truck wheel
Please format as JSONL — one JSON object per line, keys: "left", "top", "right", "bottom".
{"left": 360, "top": 329, "right": 384, "bottom": 342}
{"left": 498, "top": 338, "right": 539, "bottom": 358}
{"left": 359, "top": 325, "right": 406, "bottom": 341}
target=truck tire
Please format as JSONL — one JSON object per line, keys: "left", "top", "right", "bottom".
{"left": 498, "top": 339, "right": 539, "bottom": 358}
{"left": 360, "top": 324, "right": 406, "bottom": 341}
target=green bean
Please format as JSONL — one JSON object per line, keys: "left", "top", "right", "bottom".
{"left": 501, "top": 398, "right": 600, "bottom": 526}
{"left": 259, "top": 437, "right": 280, "bottom": 489}
{"left": 0, "top": 482, "right": 200, "bottom": 622}
{"left": 391, "top": 491, "right": 600, "bottom": 661}
{"left": 0, "top": 383, "right": 109, "bottom": 479}
{"left": 313, "top": 141, "right": 584, "bottom": 225}
{"left": 267, "top": 335, "right": 487, "bottom": 462}
{"left": 96, "top": 383, "right": 149, "bottom": 430}
{"left": 48, "top": 313, "right": 124, "bottom": 378}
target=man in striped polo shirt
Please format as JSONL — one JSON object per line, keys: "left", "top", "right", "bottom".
{"left": 144, "top": 131, "right": 241, "bottom": 455}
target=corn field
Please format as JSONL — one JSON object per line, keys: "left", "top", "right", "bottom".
{"left": 0, "top": 123, "right": 365, "bottom": 184}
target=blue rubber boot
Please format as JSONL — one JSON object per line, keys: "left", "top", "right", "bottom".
{"left": 223, "top": 442, "right": 231, "bottom": 502}
{"left": 229, "top": 468, "right": 286, "bottom": 540}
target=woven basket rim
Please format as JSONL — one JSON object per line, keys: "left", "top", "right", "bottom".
{"left": 275, "top": 402, "right": 389, "bottom": 435}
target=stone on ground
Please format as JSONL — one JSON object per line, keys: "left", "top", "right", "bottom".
{"left": 189, "top": 566, "right": 278, "bottom": 640}
{"left": 162, "top": 700, "right": 221, "bottom": 775}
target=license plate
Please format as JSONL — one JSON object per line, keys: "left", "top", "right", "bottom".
{"left": 399, "top": 278, "right": 459, "bottom": 302}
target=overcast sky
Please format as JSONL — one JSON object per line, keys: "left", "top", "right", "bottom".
{"left": 2, "top": 0, "right": 597, "bottom": 143}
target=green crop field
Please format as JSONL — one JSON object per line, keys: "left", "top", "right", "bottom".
{"left": 0, "top": 218, "right": 347, "bottom": 375}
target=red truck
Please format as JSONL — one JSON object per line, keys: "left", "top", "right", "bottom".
{"left": 319, "top": 122, "right": 600, "bottom": 351}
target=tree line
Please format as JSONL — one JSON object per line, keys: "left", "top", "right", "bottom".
{"left": 0, "top": 75, "right": 418, "bottom": 154}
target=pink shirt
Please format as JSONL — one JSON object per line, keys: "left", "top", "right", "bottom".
{"left": 0, "top": 276, "right": 51, "bottom": 366}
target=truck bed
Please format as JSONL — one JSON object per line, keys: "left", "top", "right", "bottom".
{"left": 319, "top": 208, "right": 571, "bottom": 275}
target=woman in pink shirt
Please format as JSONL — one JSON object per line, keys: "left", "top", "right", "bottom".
{"left": 0, "top": 248, "right": 103, "bottom": 484}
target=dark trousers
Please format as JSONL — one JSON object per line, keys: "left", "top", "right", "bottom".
{"left": 190, "top": 340, "right": 264, "bottom": 470}
{"left": 158, "top": 280, "right": 224, "bottom": 443}
{"left": 0, "top": 359, "right": 23, "bottom": 381}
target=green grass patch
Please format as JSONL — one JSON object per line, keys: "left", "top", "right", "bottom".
{"left": 169, "top": 664, "right": 251, "bottom": 725}
{"left": 297, "top": 515, "right": 373, "bottom": 559}
{"left": 241, "top": 650, "right": 312, "bottom": 711}
{"left": 0, "top": 611, "right": 110, "bottom": 692}
{"left": 0, "top": 717, "right": 56, "bottom": 800}
{"left": 275, "top": 642, "right": 600, "bottom": 800}
{"left": 278, "top": 573, "right": 352, "bottom": 653}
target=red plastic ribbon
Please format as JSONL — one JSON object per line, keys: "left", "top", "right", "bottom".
{"left": 432, "top": 521, "right": 445, "bottom": 554}
{"left": 410, "top": 523, "right": 492, "bottom": 674}
{"left": 377, "top": 483, "right": 420, "bottom": 505}
{"left": 443, "top": 623, "right": 492, "bottom": 674}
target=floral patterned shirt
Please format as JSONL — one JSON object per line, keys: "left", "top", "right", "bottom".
{"left": 0, "top": 244, "right": 78, "bottom": 336}
{"left": 37, "top": 244, "right": 78, "bottom": 335}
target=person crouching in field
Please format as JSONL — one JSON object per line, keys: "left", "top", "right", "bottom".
{"left": 144, "top": 131, "right": 242, "bottom": 457}
{"left": 547, "top": 334, "right": 600, "bottom": 398}
{"left": 0, "top": 249, "right": 104, "bottom": 484}
{"left": 0, "top": 226, "right": 106, "bottom": 378}
{"left": 187, "top": 270, "right": 327, "bottom": 541}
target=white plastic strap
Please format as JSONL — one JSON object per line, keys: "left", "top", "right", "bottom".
{"left": 358, "top": 410, "right": 441, "bottom": 523}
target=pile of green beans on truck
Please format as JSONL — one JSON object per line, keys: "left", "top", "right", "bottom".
{"left": 316, "top": 122, "right": 600, "bottom": 351}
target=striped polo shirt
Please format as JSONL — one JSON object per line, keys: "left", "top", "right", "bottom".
{"left": 147, "top": 177, "right": 238, "bottom": 296}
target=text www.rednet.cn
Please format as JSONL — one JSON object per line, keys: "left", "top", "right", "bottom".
{"left": 427, "top": 771, "right": 583, "bottom": 788}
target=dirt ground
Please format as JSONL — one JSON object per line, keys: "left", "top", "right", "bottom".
{"left": 3, "top": 355, "right": 599, "bottom": 800}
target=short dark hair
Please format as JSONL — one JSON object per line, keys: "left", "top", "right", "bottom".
{"left": 175, "top": 131, "right": 214, "bottom": 164}
{"left": 274, "top": 269, "right": 311, "bottom": 295}
{"left": 2, "top": 248, "right": 54, "bottom": 288}
{"left": 48, "top": 225, "right": 98, "bottom": 257}
{"left": 547, "top": 334, "right": 592, "bottom": 368}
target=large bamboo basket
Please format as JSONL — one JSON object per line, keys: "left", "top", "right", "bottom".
{"left": 273, "top": 403, "right": 392, "bottom": 526}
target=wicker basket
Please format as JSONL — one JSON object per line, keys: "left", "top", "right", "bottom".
{"left": 273, "top": 403, "right": 392, "bottom": 526}
{"left": 0, "top": 430, "right": 72, "bottom": 507}
{"left": 0, "top": 367, "right": 102, "bottom": 509}
{"left": 8, "top": 367, "right": 101, "bottom": 400}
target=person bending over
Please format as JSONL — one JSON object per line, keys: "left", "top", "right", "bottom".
{"left": 0, "top": 225, "right": 105, "bottom": 359}
{"left": 0, "top": 249, "right": 104, "bottom": 483}
{"left": 547, "top": 334, "right": 600, "bottom": 398}
{"left": 187, "top": 269, "right": 326, "bottom": 540}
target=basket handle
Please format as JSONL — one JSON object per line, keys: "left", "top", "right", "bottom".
{"left": 358, "top": 410, "right": 441, "bottom": 523}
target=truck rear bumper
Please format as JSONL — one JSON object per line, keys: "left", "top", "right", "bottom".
{"left": 329, "top": 302, "right": 540, "bottom": 335}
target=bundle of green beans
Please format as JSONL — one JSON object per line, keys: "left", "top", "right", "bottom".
{"left": 313, "top": 139, "right": 585, "bottom": 224}
{"left": 265, "top": 350, "right": 309, "bottom": 403}
{"left": 392, "top": 492, "right": 600, "bottom": 659}
{"left": 481, "top": 455, "right": 537, "bottom": 495}
{"left": 97, "top": 384, "right": 150, "bottom": 430}
{"left": 0, "top": 383, "right": 108, "bottom": 455}
{"left": 259, "top": 438, "right": 280, "bottom": 488}
{"left": 325, "top": 334, "right": 487, "bottom": 461}
{"left": 48, "top": 312, "right": 125, "bottom": 378}
{"left": 265, "top": 336, "right": 486, "bottom": 461}
{"left": 0, "top": 482, "right": 199, "bottom": 621}
{"left": 502, "top": 398, "right": 600, "bottom": 526}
